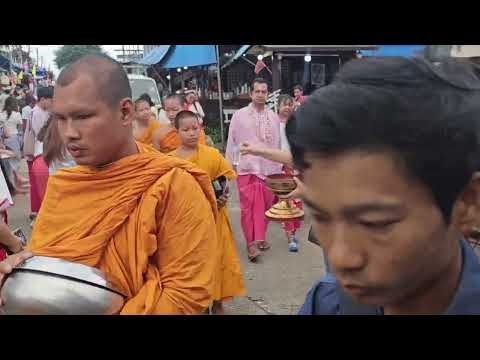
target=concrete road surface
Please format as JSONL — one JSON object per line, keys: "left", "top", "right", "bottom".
{"left": 8, "top": 160, "right": 327, "bottom": 315}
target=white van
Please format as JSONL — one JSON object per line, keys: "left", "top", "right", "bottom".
{"left": 128, "top": 74, "right": 169, "bottom": 124}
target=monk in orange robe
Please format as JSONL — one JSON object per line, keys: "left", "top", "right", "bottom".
{"left": 133, "top": 98, "right": 161, "bottom": 146}
{"left": 0, "top": 55, "right": 219, "bottom": 315}
{"left": 170, "top": 111, "right": 245, "bottom": 315}
{"left": 153, "top": 94, "right": 206, "bottom": 153}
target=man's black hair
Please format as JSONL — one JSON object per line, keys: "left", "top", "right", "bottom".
{"left": 251, "top": 77, "right": 268, "bottom": 90}
{"left": 24, "top": 94, "right": 36, "bottom": 107}
{"left": 37, "top": 86, "right": 54, "bottom": 101}
{"left": 286, "top": 56, "right": 480, "bottom": 223}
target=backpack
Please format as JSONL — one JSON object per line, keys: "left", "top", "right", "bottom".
{"left": 23, "top": 110, "right": 35, "bottom": 157}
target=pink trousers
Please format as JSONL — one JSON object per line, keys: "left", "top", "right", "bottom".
{"left": 282, "top": 199, "right": 304, "bottom": 233}
{"left": 237, "top": 174, "right": 276, "bottom": 247}
{"left": 28, "top": 156, "right": 49, "bottom": 214}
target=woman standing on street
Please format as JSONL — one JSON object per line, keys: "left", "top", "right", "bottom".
{"left": 0, "top": 97, "right": 24, "bottom": 171}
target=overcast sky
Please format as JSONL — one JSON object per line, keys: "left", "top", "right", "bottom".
{"left": 32, "top": 45, "right": 122, "bottom": 75}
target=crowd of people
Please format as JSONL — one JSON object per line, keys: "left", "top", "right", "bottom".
{"left": 0, "top": 53, "right": 479, "bottom": 315}
{"left": 0, "top": 81, "right": 40, "bottom": 260}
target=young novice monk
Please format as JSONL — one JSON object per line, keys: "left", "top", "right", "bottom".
{"left": 153, "top": 95, "right": 207, "bottom": 153}
{"left": 170, "top": 110, "right": 246, "bottom": 314}
{"left": 133, "top": 98, "right": 161, "bottom": 146}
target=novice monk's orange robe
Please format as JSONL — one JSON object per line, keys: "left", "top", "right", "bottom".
{"left": 28, "top": 142, "right": 219, "bottom": 315}
{"left": 171, "top": 144, "right": 246, "bottom": 301}
{"left": 158, "top": 127, "right": 207, "bottom": 153}
{"left": 136, "top": 119, "right": 161, "bottom": 146}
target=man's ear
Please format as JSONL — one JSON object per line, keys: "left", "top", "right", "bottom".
{"left": 451, "top": 172, "right": 480, "bottom": 236}
{"left": 119, "top": 98, "right": 134, "bottom": 126}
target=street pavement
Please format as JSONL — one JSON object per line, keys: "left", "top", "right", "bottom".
{"left": 9, "top": 159, "right": 327, "bottom": 315}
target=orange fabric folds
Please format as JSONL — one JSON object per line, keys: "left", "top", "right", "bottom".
{"left": 137, "top": 119, "right": 161, "bottom": 145}
{"left": 28, "top": 143, "right": 219, "bottom": 314}
{"left": 186, "top": 144, "right": 246, "bottom": 301}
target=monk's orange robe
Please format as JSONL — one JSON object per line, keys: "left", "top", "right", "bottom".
{"left": 28, "top": 142, "right": 219, "bottom": 315}
{"left": 171, "top": 144, "right": 246, "bottom": 302}
{"left": 158, "top": 127, "right": 207, "bottom": 153}
{"left": 135, "top": 119, "right": 161, "bottom": 146}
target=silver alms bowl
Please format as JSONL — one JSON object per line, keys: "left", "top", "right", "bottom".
{"left": 0, "top": 256, "right": 126, "bottom": 315}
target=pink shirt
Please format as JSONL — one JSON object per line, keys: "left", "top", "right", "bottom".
{"left": 295, "top": 95, "right": 307, "bottom": 104}
{"left": 226, "top": 103, "right": 282, "bottom": 179}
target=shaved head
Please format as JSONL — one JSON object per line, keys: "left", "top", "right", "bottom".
{"left": 56, "top": 54, "right": 131, "bottom": 108}
{"left": 164, "top": 94, "right": 183, "bottom": 106}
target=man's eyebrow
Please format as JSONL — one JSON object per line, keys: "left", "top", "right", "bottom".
{"left": 342, "top": 203, "right": 405, "bottom": 217}
{"left": 51, "top": 109, "right": 94, "bottom": 117}
{"left": 303, "top": 197, "right": 404, "bottom": 216}
{"left": 50, "top": 111, "right": 63, "bottom": 118}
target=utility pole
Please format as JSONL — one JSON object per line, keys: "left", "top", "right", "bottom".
{"left": 215, "top": 45, "right": 225, "bottom": 150}
{"left": 36, "top": 47, "right": 39, "bottom": 66}
{"left": 8, "top": 45, "right": 13, "bottom": 72}
{"left": 19, "top": 45, "right": 23, "bottom": 66}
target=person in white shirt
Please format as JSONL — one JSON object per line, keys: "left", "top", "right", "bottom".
{"left": 0, "top": 86, "right": 10, "bottom": 112}
{"left": 21, "top": 94, "right": 35, "bottom": 122}
{"left": 26, "top": 86, "right": 53, "bottom": 221}
{"left": 0, "top": 97, "right": 23, "bottom": 171}
{"left": 20, "top": 94, "right": 36, "bottom": 152}
{"left": 29, "top": 87, "right": 53, "bottom": 159}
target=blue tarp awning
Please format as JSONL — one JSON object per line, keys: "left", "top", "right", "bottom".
{"left": 361, "top": 45, "right": 426, "bottom": 57}
{"left": 221, "top": 45, "right": 251, "bottom": 69}
{"left": 139, "top": 45, "right": 171, "bottom": 65}
{"left": 160, "top": 45, "right": 217, "bottom": 69}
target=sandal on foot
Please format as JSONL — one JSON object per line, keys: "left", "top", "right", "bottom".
{"left": 257, "top": 241, "right": 271, "bottom": 251}
{"left": 247, "top": 245, "right": 261, "bottom": 262}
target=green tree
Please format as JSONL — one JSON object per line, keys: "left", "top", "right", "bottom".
{"left": 54, "top": 45, "right": 107, "bottom": 70}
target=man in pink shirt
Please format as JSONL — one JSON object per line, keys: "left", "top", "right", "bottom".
{"left": 226, "top": 78, "right": 282, "bottom": 261}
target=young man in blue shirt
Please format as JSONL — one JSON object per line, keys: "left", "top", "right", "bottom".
{"left": 287, "top": 57, "right": 480, "bottom": 315}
